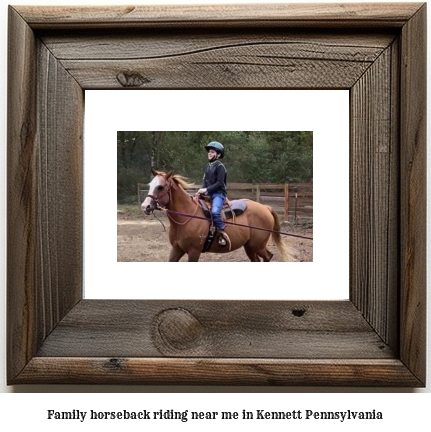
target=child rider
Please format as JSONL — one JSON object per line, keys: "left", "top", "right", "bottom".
{"left": 196, "top": 141, "right": 229, "bottom": 247}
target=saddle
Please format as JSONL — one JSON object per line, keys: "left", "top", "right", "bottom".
{"left": 198, "top": 198, "right": 248, "bottom": 253}
{"left": 198, "top": 198, "right": 248, "bottom": 221}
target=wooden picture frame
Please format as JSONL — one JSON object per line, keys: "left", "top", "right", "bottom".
{"left": 7, "top": 3, "right": 426, "bottom": 386}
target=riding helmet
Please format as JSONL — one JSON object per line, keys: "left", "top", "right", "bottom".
{"left": 205, "top": 141, "right": 224, "bottom": 158}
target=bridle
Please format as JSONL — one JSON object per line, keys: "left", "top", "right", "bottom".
{"left": 146, "top": 177, "right": 199, "bottom": 225}
{"left": 147, "top": 178, "right": 177, "bottom": 210}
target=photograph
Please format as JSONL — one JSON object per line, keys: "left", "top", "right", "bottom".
{"left": 117, "top": 131, "right": 313, "bottom": 262}
{"left": 83, "top": 89, "right": 348, "bottom": 301}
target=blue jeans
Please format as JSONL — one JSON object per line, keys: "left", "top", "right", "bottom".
{"left": 211, "top": 193, "right": 226, "bottom": 230}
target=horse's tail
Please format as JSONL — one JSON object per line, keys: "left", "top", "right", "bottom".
{"left": 269, "top": 206, "right": 292, "bottom": 262}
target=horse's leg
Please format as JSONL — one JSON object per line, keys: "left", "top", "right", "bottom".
{"left": 168, "top": 246, "right": 186, "bottom": 262}
{"left": 265, "top": 249, "right": 274, "bottom": 262}
{"left": 256, "top": 248, "right": 273, "bottom": 262}
{"left": 187, "top": 249, "right": 202, "bottom": 262}
{"left": 244, "top": 244, "right": 260, "bottom": 262}
{"left": 247, "top": 226, "right": 272, "bottom": 262}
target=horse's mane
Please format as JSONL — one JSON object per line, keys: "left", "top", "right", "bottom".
{"left": 152, "top": 169, "right": 194, "bottom": 190}
{"left": 171, "top": 174, "right": 193, "bottom": 190}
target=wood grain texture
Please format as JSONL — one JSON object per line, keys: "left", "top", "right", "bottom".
{"left": 41, "top": 31, "right": 395, "bottom": 60}
{"left": 35, "top": 40, "right": 84, "bottom": 336}
{"left": 387, "top": 38, "right": 401, "bottom": 352}
{"left": 399, "top": 3, "right": 427, "bottom": 385}
{"left": 7, "top": 6, "right": 38, "bottom": 381}
{"left": 36, "top": 300, "right": 393, "bottom": 359}
{"left": 15, "top": 358, "right": 423, "bottom": 386}
{"left": 7, "top": 6, "right": 83, "bottom": 383}
{"left": 350, "top": 43, "right": 399, "bottom": 348}
{"left": 41, "top": 30, "right": 394, "bottom": 89}
{"left": 49, "top": 31, "right": 393, "bottom": 89}
{"left": 15, "top": 3, "right": 423, "bottom": 29}
{"left": 7, "top": 3, "right": 427, "bottom": 386}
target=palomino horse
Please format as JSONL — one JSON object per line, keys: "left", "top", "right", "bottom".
{"left": 141, "top": 169, "right": 291, "bottom": 262}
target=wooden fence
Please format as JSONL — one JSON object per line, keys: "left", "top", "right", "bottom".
{"left": 138, "top": 182, "right": 313, "bottom": 221}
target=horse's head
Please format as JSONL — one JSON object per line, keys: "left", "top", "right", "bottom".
{"left": 141, "top": 168, "right": 174, "bottom": 215}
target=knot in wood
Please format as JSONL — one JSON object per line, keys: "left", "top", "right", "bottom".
{"left": 116, "top": 71, "right": 150, "bottom": 87}
{"left": 155, "top": 308, "right": 203, "bottom": 351}
{"left": 108, "top": 358, "right": 123, "bottom": 369}
{"left": 292, "top": 308, "right": 306, "bottom": 317}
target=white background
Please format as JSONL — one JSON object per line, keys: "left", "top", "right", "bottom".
{"left": 0, "top": 0, "right": 430, "bottom": 426}
{"left": 84, "top": 90, "right": 349, "bottom": 300}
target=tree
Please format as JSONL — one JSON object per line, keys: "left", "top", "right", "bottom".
{"left": 117, "top": 131, "right": 313, "bottom": 202}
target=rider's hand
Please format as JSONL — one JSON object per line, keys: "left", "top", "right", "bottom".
{"left": 197, "top": 188, "right": 207, "bottom": 195}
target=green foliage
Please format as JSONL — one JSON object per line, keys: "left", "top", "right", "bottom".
{"left": 117, "top": 131, "right": 313, "bottom": 201}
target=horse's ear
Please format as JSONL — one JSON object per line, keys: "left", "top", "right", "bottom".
{"left": 165, "top": 171, "right": 173, "bottom": 180}
{"left": 151, "top": 167, "right": 159, "bottom": 177}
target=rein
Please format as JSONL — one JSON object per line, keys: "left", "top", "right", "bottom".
{"left": 160, "top": 208, "right": 313, "bottom": 241}
{"left": 163, "top": 205, "right": 200, "bottom": 225}
{"left": 146, "top": 179, "right": 313, "bottom": 241}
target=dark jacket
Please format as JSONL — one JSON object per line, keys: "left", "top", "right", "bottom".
{"left": 203, "top": 160, "right": 227, "bottom": 196}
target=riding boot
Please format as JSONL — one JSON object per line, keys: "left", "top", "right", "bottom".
{"left": 217, "top": 230, "right": 228, "bottom": 247}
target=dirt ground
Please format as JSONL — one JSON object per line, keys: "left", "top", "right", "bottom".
{"left": 117, "top": 207, "right": 313, "bottom": 262}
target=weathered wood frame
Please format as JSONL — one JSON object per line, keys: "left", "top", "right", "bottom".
{"left": 7, "top": 4, "right": 426, "bottom": 386}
